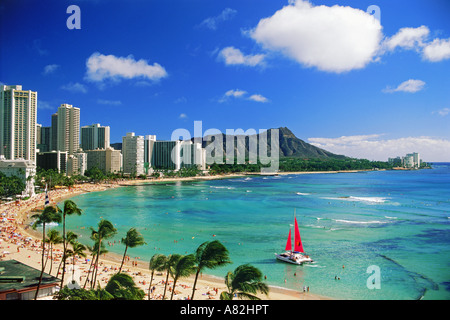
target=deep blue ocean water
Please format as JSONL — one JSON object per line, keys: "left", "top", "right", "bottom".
{"left": 62, "top": 163, "right": 450, "bottom": 300}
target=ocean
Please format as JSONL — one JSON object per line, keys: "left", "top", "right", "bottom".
{"left": 62, "top": 163, "right": 450, "bottom": 300}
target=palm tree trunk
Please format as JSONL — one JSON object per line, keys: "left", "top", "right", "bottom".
{"left": 170, "top": 278, "right": 178, "bottom": 300}
{"left": 162, "top": 271, "right": 170, "bottom": 300}
{"left": 83, "top": 253, "right": 96, "bottom": 289}
{"left": 148, "top": 271, "right": 154, "bottom": 300}
{"left": 119, "top": 245, "right": 128, "bottom": 273}
{"left": 92, "top": 238, "right": 102, "bottom": 288}
{"left": 48, "top": 244, "right": 54, "bottom": 275}
{"left": 72, "top": 256, "right": 76, "bottom": 282}
{"left": 191, "top": 268, "right": 201, "bottom": 300}
{"left": 60, "top": 214, "right": 66, "bottom": 288}
{"left": 34, "top": 223, "right": 46, "bottom": 300}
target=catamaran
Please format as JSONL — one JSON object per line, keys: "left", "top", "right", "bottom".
{"left": 275, "top": 214, "right": 313, "bottom": 265}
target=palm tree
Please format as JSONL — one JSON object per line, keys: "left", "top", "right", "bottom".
{"left": 104, "top": 273, "right": 145, "bottom": 300}
{"left": 66, "top": 241, "right": 87, "bottom": 283}
{"left": 57, "top": 230, "right": 78, "bottom": 278}
{"left": 60, "top": 200, "right": 83, "bottom": 288}
{"left": 31, "top": 205, "right": 62, "bottom": 300}
{"left": 119, "top": 228, "right": 146, "bottom": 273}
{"left": 220, "top": 264, "right": 269, "bottom": 300}
{"left": 45, "top": 229, "right": 62, "bottom": 276}
{"left": 83, "top": 242, "right": 108, "bottom": 289}
{"left": 90, "top": 219, "right": 117, "bottom": 288}
{"left": 148, "top": 254, "right": 166, "bottom": 300}
{"left": 162, "top": 254, "right": 181, "bottom": 300}
{"left": 170, "top": 254, "right": 197, "bottom": 300}
{"left": 191, "top": 240, "right": 231, "bottom": 299}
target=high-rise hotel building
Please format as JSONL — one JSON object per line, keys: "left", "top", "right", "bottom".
{"left": 0, "top": 85, "right": 37, "bottom": 161}
{"left": 57, "top": 103, "right": 80, "bottom": 155}
{"left": 81, "top": 123, "right": 110, "bottom": 151}
{"left": 122, "top": 132, "right": 144, "bottom": 175}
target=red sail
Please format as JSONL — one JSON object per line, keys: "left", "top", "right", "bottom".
{"left": 285, "top": 229, "right": 292, "bottom": 251}
{"left": 294, "top": 217, "right": 304, "bottom": 253}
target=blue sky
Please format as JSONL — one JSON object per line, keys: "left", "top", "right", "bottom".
{"left": 1, "top": 0, "right": 449, "bottom": 161}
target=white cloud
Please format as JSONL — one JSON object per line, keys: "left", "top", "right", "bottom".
{"left": 179, "top": 113, "right": 188, "bottom": 119}
{"left": 249, "top": 0, "right": 382, "bottom": 73}
{"left": 432, "top": 108, "right": 450, "bottom": 117}
{"left": 218, "top": 47, "right": 265, "bottom": 67}
{"left": 97, "top": 99, "right": 122, "bottom": 105}
{"left": 219, "top": 89, "right": 269, "bottom": 103}
{"left": 248, "top": 94, "right": 269, "bottom": 103}
{"left": 199, "top": 8, "right": 237, "bottom": 30}
{"left": 382, "top": 26, "right": 450, "bottom": 62}
{"left": 37, "top": 100, "right": 54, "bottom": 110}
{"left": 422, "top": 38, "right": 450, "bottom": 62}
{"left": 43, "top": 64, "right": 60, "bottom": 75}
{"left": 85, "top": 52, "right": 168, "bottom": 82}
{"left": 61, "top": 82, "right": 88, "bottom": 93}
{"left": 383, "top": 79, "right": 426, "bottom": 93}
{"left": 225, "top": 89, "right": 247, "bottom": 98}
{"left": 382, "top": 26, "right": 430, "bottom": 52}
{"left": 308, "top": 134, "right": 450, "bottom": 162}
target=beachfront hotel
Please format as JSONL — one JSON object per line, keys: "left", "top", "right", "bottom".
{"left": 36, "top": 150, "right": 67, "bottom": 174}
{"left": 122, "top": 132, "right": 145, "bottom": 175}
{"left": 0, "top": 85, "right": 37, "bottom": 162}
{"left": 81, "top": 123, "right": 110, "bottom": 151}
{"left": 56, "top": 104, "right": 80, "bottom": 156}
{"left": 85, "top": 147, "right": 122, "bottom": 174}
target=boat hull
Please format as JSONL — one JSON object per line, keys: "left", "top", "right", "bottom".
{"left": 275, "top": 252, "right": 313, "bottom": 265}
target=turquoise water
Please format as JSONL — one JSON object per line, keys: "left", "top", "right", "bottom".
{"left": 61, "top": 163, "right": 450, "bottom": 300}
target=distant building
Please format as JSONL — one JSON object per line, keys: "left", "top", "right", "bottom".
{"left": 122, "top": 133, "right": 144, "bottom": 175}
{"left": 85, "top": 147, "right": 122, "bottom": 174}
{"left": 0, "top": 85, "right": 37, "bottom": 162}
{"left": 36, "top": 151, "right": 67, "bottom": 174}
{"left": 389, "top": 152, "right": 421, "bottom": 168}
{"left": 51, "top": 112, "right": 58, "bottom": 151}
{"left": 36, "top": 124, "right": 42, "bottom": 145}
{"left": 150, "top": 140, "right": 206, "bottom": 171}
{"left": 403, "top": 152, "right": 420, "bottom": 168}
{"left": 0, "top": 158, "right": 36, "bottom": 197}
{"left": 151, "top": 140, "right": 181, "bottom": 171}
{"left": 144, "top": 135, "right": 156, "bottom": 174}
{"left": 67, "top": 152, "right": 87, "bottom": 176}
{"left": 57, "top": 104, "right": 80, "bottom": 156}
{"left": 110, "top": 142, "right": 122, "bottom": 151}
{"left": 388, "top": 156, "right": 402, "bottom": 166}
{"left": 37, "top": 126, "right": 51, "bottom": 152}
{"left": 81, "top": 123, "right": 110, "bottom": 151}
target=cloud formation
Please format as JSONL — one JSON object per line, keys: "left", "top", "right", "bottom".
{"left": 382, "top": 26, "right": 430, "bottom": 51}
{"left": 432, "top": 108, "right": 450, "bottom": 117}
{"left": 219, "top": 89, "right": 269, "bottom": 103}
{"left": 199, "top": 8, "right": 237, "bottom": 30}
{"left": 85, "top": 52, "right": 168, "bottom": 82}
{"left": 383, "top": 25, "right": 450, "bottom": 62}
{"left": 249, "top": 0, "right": 382, "bottom": 73}
{"left": 43, "top": 64, "right": 60, "bottom": 75}
{"left": 97, "top": 99, "right": 122, "bottom": 105}
{"left": 308, "top": 134, "right": 450, "bottom": 162}
{"left": 422, "top": 38, "right": 450, "bottom": 62}
{"left": 383, "top": 79, "right": 426, "bottom": 93}
{"left": 61, "top": 82, "right": 88, "bottom": 93}
{"left": 218, "top": 47, "right": 265, "bottom": 67}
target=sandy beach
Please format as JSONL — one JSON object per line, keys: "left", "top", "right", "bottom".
{"left": 0, "top": 173, "right": 331, "bottom": 300}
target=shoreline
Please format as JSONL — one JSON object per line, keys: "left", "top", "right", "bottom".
{"left": 0, "top": 172, "right": 342, "bottom": 300}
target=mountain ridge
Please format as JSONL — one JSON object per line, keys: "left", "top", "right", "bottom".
{"left": 196, "top": 126, "right": 347, "bottom": 160}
